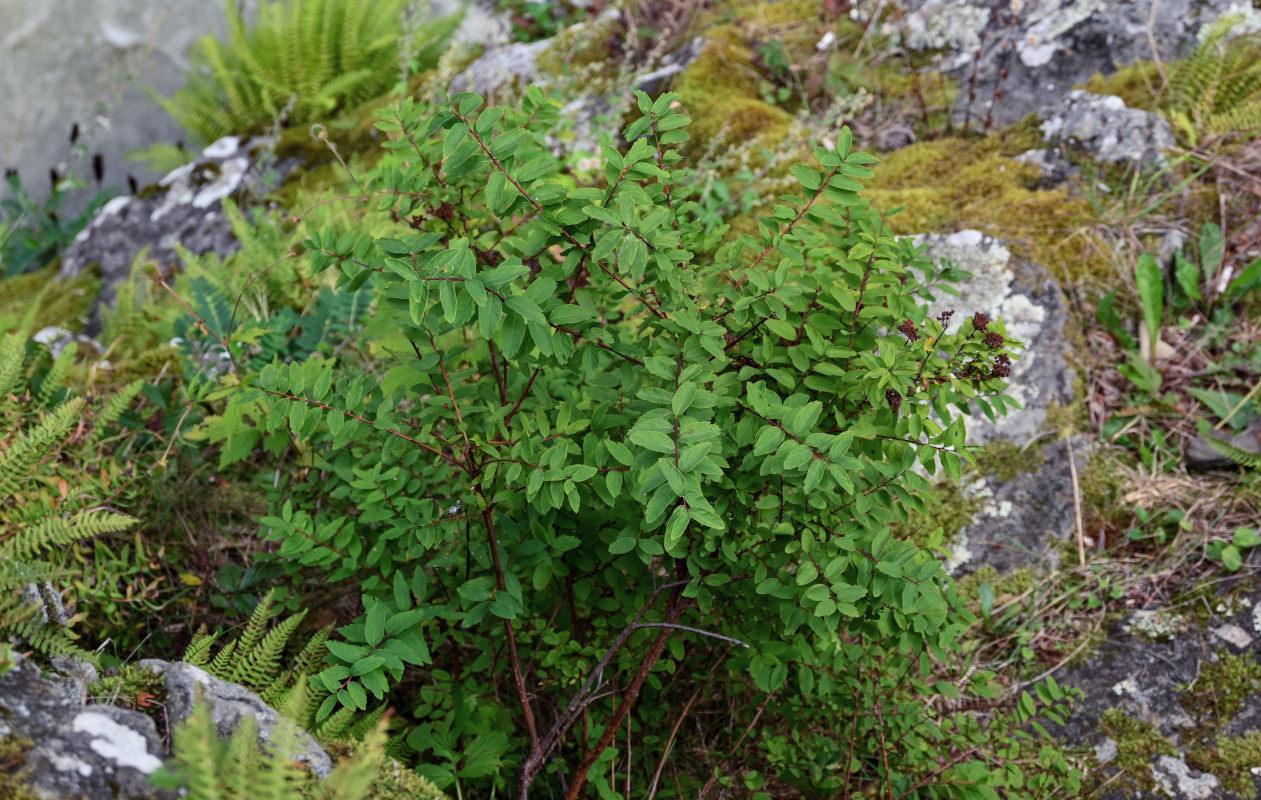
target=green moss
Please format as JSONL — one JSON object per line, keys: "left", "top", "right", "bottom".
{"left": 535, "top": 13, "right": 620, "bottom": 82}
{"left": 1079, "top": 63, "right": 1163, "bottom": 111}
{"left": 1191, "top": 730, "right": 1261, "bottom": 798}
{"left": 90, "top": 664, "right": 168, "bottom": 723}
{"left": 955, "top": 563, "right": 1038, "bottom": 607}
{"left": 972, "top": 439, "right": 1047, "bottom": 481}
{"left": 0, "top": 264, "right": 101, "bottom": 334}
{"left": 1181, "top": 651, "right": 1261, "bottom": 722}
{"left": 674, "top": 30, "right": 795, "bottom": 152}
{"left": 863, "top": 125, "right": 1111, "bottom": 287}
{"left": 1097, "top": 707, "right": 1178, "bottom": 793}
{"left": 0, "top": 733, "right": 39, "bottom": 800}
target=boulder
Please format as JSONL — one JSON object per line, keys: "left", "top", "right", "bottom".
{"left": 0, "top": 653, "right": 338, "bottom": 797}
{"left": 140, "top": 660, "right": 333, "bottom": 778}
{"left": 0, "top": 0, "right": 262, "bottom": 216}
{"left": 57, "top": 135, "right": 298, "bottom": 332}
{"left": 913, "top": 230, "right": 1084, "bottom": 576}
{"left": 918, "top": 229, "right": 1076, "bottom": 446}
{"left": 451, "top": 11, "right": 704, "bottom": 155}
{"left": 1038, "top": 91, "right": 1175, "bottom": 167}
{"left": 899, "top": 0, "right": 1243, "bottom": 127}
{"left": 0, "top": 654, "right": 171, "bottom": 800}
{"left": 1058, "top": 584, "right": 1261, "bottom": 799}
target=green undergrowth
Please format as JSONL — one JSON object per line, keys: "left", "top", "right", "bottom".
{"left": 0, "top": 264, "right": 101, "bottom": 335}
{"left": 0, "top": 733, "right": 39, "bottom": 800}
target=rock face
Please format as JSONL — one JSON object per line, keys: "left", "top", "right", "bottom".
{"left": 451, "top": 11, "right": 704, "bottom": 154}
{"left": 918, "top": 230, "right": 1075, "bottom": 446}
{"left": 1038, "top": 91, "right": 1175, "bottom": 167}
{"left": 913, "top": 230, "right": 1083, "bottom": 576}
{"left": 1057, "top": 585, "right": 1261, "bottom": 799}
{"left": 0, "top": 656, "right": 334, "bottom": 797}
{"left": 140, "top": 660, "right": 333, "bottom": 778}
{"left": 0, "top": 655, "right": 172, "bottom": 800}
{"left": 58, "top": 135, "right": 297, "bottom": 331}
{"left": 899, "top": 0, "right": 1242, "bottom": 126}
{"left": 0, "top": 0, "right": 261, "bottom": 215}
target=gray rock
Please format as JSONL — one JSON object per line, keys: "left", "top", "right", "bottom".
{"left": 1185, "top": 420, "right": 1261, "bottom": 470}
{"left": 58, "top": 135, "right": 297, "bottom": 332}
{"left": 910, "top": 231, "right": 1085, "bottom": 576}
{"left": 1038, "top": 91, "right": 1175, "bottom": 167}
{"left": 917, "top": 229, "right": 1076, "bottom": 446}
{"left": 0, "top": 0, "right": 262, "bottom": 216}
{"left": 899, "top": 0, "right": 1241, "bottom": 127}
{"left": 1055, "top": 586, "right": 1261, "bottom": 800}
{"left": 943, "top": 436, "right": 1090, "bottom": 575}
{"left": 450, "top": 13, "right": 704, "bottom": 155}
{"left": 0, "top": 654, "right": 172, "bottom": 800}
{"left": 140, "top": 659, "right": 333, "bottom": 778}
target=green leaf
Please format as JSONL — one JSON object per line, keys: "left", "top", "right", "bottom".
{"left": 1234, "top": 527, "right": 1260, "bottom": 549}
{"left": 1221, "top": 544, "right": 1243, "bottom": 572}
{"left": 1199, "top": 221, "right": 1224, "bottom": 275}
{"left": 1173, "top": 251, "right": 1201, "bottom": 302}
{"left": 364, "top": 602, "right": 388, "bottom": 646}
{"left": 1135, "top": 252, "right": 1163, "bottom": 360}
{"left": 506, "top": 294, "right": 549, "bottom": 327}
{"left": 630, "top": 429, "right": 675, "bottom": 454}
{"left": 753, "top": 426, "right": 785, "bottom": 457}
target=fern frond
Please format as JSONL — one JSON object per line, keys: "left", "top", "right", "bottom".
{"left": 207, "top": 639, "right": 240, "bottom": 677}
{"left": 90, "top": 380, "right": 143, "bottom": 442}
{"left": 0, "top": 397, "right": 84, "bottom": 500}
{"left": 184, "top": 625, "right": 221, "bottom": 666}
{"left": 4, "top": 509, "right": 136, "bottom": 560}
{"left": 33, "top": 344, "right": 75, "bottom": 409}
{"left": 1205, "top": 434, "right": 1261, "bottom": 469}
{"left": 229, "top": 607, "right": 307, "bottom": 689}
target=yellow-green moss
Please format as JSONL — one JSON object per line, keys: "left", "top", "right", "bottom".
{"left": 955, "top": 563, "right": 1038, "bottom": 606}
{"left": 90, "top": 664, "right": 168, "bottom": 719}
{"left": 0, "top": 264, "right": 101, "bottom": 334}
{"left": 1097, "top": 707, "right": 1179, "bottom": 793}
{"left": 863, "top": 123, "right": 1111, "bottom": 286}
{"left": 0, "top": 734, "right": 39, "bottom": 800}
{"left": 674, "top": 29, "right": 795, "bottom": 151}
{"left": 890, "top": 475, "right": 983, "bottom": 549}
{"left": 1191, "top": 730, "right": 1261, "bottom": 798}
{"left": 1079, "top": 63, "right": 1163, "bottom": 112}
{"left": 973, "top": 439, "right": 1047, "bottom": 481}
{"left": 1181, "top": 652, "right": 1261, "bottom": 722}
{"left": 535, "top": 13, "right": 620, "bottom": 81}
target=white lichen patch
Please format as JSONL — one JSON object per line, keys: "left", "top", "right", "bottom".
{"left": 1151, "top": 754, "right": 1220, "bottom": 800}
{"left": 1125, "top": 609, "right": 1188, "bottom": 642}
{"left": 71, "top": 711, "right": 163, "bottom": 774}
{"left": 1251, "top": 602, "right": 1261, "bottom": 634}
{"left": 1215, "top": 595, "right": 1251, "bottom": 616}
{"left": 1095, "top": 737, "right": 1118, "bottom": 764}
{"left": 1112, "top": 676, "right": 1140, "bottom": 697}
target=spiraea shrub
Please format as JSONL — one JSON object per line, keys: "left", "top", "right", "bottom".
{"left": 208, "top": 87, "right": 1080, "bottom": 796}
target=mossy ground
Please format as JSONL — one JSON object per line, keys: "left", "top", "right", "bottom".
{"left": 0, "top": 264, "right": 101, "bottom": 334}
{"left": 1096, "top": 707, "right": 1179, "bottom": 794}
{"left": 0, "top": 733, "right": 39, "bottom": 800}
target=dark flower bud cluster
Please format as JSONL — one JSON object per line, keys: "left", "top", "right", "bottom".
{"left": 897, "top": 319, "right": 919, "bottom": 342}
{"left": 885, "top": 389, "right": 902, "bottom": 413}
{"left": 938, "top": 310, "right": 955, "bottom": 325}
{"left": 990, "top": 353, "right": 1011, "bottom": 378}
{"left": 972, "top": 311, "right": 990, "bottom": 332}
{"left": 983, "top": 331, "right": 1005, "bottom": 349}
